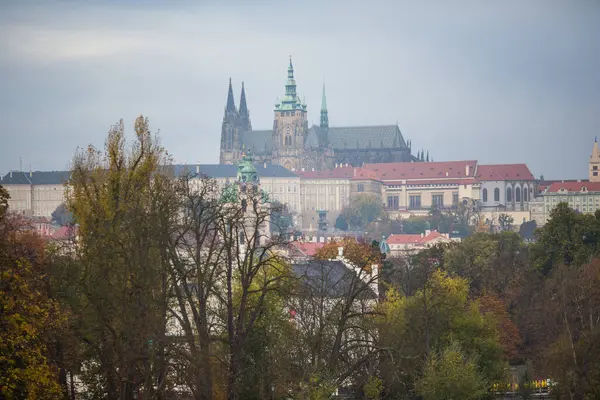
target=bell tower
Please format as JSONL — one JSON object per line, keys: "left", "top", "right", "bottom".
{"left": 590, "top": 137, "right": 600, "bottom": 182}
{"left": 272, "top": 56, "right": 308, "bottom": 171}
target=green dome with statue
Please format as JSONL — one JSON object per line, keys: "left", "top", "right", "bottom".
{"left": 220, "top": 151, "right": 270, "bottom": 205}
{"left": 237, "top": 152, "right": 259, "bottom": 185}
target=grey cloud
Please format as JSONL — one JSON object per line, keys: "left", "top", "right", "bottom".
{"left": 0, "top": 1, "right": 598, "bottom": 179}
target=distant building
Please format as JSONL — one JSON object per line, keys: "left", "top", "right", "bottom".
{"left": 543, "top": 181, "right": 600, "bottom": 222}
{"left": 219, "top": 57, "right": 418, "bottom": 170}
{"left": 0, "top": 170, "right": 69, "bottom": 218}
{"left": 387, "top": 230, "right": 454, "bottom": 256}
{"left": 295, "top": 166, "right": 382, "bottom": 230}
{"left": 364, "top": 160, "right": 481, "bottom": 217}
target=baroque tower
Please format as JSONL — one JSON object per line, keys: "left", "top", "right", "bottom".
{"left": 272, "top": 57, "right": 308, "bottom": 171}
{"left": 590, "top": 137, "right": 600, "bottom": 182}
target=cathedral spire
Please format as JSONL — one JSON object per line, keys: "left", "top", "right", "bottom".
{"left": 320, "top": 82, "right": 329, "bottom": 128}
{"left": 239, "top": 81, "right": 248, "bottom": 116}
{"left": 285, "top": 56, "right": 297, "bottom": 99}
{"left": 238, "top": 81, "right": 252, "bottom": 132}
{"left": 226, "top": 78, "right": 236, "bottom": 113}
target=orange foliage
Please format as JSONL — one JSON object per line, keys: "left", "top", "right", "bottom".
{"left": 314, "top": 237, "right": 381, "bottom": 272}
{"left": 478, "top": 294, "right": 522, "bottom": 361}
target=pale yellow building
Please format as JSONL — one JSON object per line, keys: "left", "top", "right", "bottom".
{"left": 1, "top": 170, "right": 69, "bottom": 218}
{"left": 543, "top": 181, "right": 600, "bottom": 223}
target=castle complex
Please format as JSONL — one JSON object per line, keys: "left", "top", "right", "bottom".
{"left": 219, "top": 58, "right": 415, "bottom": 170}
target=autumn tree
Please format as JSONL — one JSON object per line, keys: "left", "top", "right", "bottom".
{"left": 65, "top": 116, "right": 172, "bottom": 399}
{"left": 314, "top": 237, "right": 382, "bottom": 274}
{"left": 0, "top": 186, "right": 64, "bottom": 399}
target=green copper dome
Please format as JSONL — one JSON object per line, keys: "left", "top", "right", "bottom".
{"left": 237, "top": 152, "right": 259, "bottom": 184}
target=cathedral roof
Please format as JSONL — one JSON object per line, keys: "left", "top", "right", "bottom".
{"left": 240, "top": 130, "right": 273, "bottom": 155}
{"left": 241, "top": 124, "right": 408, "bottom": 154}
{"left": 326, "top": 125, "right": 406, "bottom": 150}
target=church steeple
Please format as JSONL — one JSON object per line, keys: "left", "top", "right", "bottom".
{"left": 320, "top": 83, "right": 329, "bottom": 129}
{"left": 590, "top": 137, "right": 600, "bottom": 182}
{"left": 226, "top": 78, "right": 236, "bottom": 113}
{"left": 285, "top": 56, "right": 297, "bottom": 99}
{"left": 239, "top": 81, "right": 252, "bottom": 131}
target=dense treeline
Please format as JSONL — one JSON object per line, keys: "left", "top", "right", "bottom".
{"left": 2, "top": 117, "right": 600, "bottom": 399}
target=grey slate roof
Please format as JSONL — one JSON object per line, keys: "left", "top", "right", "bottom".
{"left": 240, "top": 130, "right": 273, "bottom": 155}
{"left": 0, "top": 171, "right": 70, "bottom": 185}
{"left": 239, "top": 125, "right": 407, "bottom": 152}
{"left": 175, "top": 163, "right": 298, "bottom": 179}
{"left": 292, "top": 260, "right": 377, "bottom": 299}
{"left": 327, "top": 125, "right": 406, "bottom": 150}
{"left": 0, "top": 164, "right": 297, "bottom": 186}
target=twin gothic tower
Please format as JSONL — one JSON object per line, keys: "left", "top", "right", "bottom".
{"left": 219, "top": 57, "right": 413, "bottom": 170}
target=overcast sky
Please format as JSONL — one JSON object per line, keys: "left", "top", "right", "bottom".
{"left": 1, "top": 1, "right": 598, "bottom": 179}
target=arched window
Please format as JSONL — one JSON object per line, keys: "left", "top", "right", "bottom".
{"left": 284, "top": 135, "right": 292, "bottom": 146}
{"left": 516, "top": 187, "right": 521, "bottom": 202}
{"left": 506, "top": 187, "right": 512, "bottom": 202}
{"left": 523, "top": 187, "right": 528, "bottom": 202}
{"left": 494, "top": 188, "right": 500, "bottom": 202}
{"left": 482, "top": 188, "right": 488, "bottom": 202}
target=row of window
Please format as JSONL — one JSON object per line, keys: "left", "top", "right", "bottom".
{"left": 387, "top": 193, "right": 459, "bottom": 209}
{"left": 482, "top": 187, "right": 531, "bottom": 203}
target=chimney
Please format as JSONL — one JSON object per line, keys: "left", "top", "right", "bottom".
{"left": 466, "top": 164, "right": 470, "bottom": 176}
{"left": 263, "top": 162, "right": 267, "bottom": 168}
{"left": 29, "top": 164, "right": 32, "bottom": 178}
{"left": 353, "top": 168, "right": 357, "bottom": 177}
{"left": 301, "top": 167, "right": 305, "bottom": 172}
{"left": 421, "top": 232, "right": 425, "bottom": 238}
{"left": 445, "top": 171, "right": 449, "bottom": 177}
{"left": 337, "top": 246, "right": 344, "bottom": 257}
{"left": 346, "top": 163, "right": 349, "bottom": 167}
{"left": 425, "top": 229, "right": 431, "bottom": 236}
{"left": 312, "top": 168, "right": 315, "bottom": 171}
{"left": 10, "top": 171, "right": 12, "bottom": 178}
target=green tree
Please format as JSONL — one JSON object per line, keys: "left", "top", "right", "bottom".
{"left": 416, "top": 341, "right": 487, "bottom": 400}
{"left": 339, "top": 194, "right": 384, "bottom": 230}
{"left": 499, "top": 213, "right": 514, "bottom": 231}
{"left": 531, "top": 202, "right": 600, "bottom": 274}
{"left": 377, "top": 269, "right": 506, "bottom": 397}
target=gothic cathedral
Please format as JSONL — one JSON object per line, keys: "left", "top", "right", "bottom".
{"left": 220, "top": 57, "right": 418, "bottom": 170}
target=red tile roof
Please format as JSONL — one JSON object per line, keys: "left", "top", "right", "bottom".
{"left": 475, "top": 164, "right": 535, "bottom": 181}
{"left": 363, "top": 160, "right": 478, "bottom": 181}
{"left": 384, "top": 178, "right": 478, "bottom": 186}
{"left": 387, "top": 230, "right": 447, "bottom": 245}
{"left": 546, "top": 182, "right": 600, "bottom": 193}
{"left": 291, "top": 241, "right": 324, "bottom": 257}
